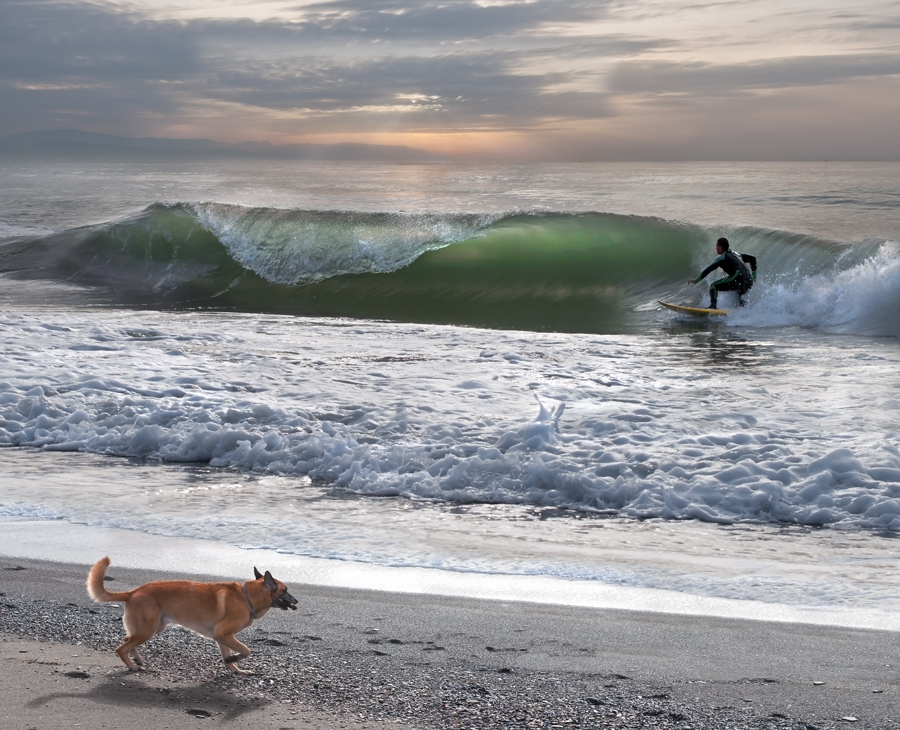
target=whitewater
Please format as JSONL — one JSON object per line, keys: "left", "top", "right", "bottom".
{"left": 1, "top": 160, "right": 899, "bottom": 627}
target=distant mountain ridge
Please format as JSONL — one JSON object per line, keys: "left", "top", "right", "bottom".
{"left": 0, "top": 129, "right": 448, "bottom": 162}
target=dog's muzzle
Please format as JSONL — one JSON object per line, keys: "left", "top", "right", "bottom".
{"left": 274, "top": 590, "right": 298, "bottom": 611}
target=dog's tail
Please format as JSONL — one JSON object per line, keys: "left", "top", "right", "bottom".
{"left": 86, "top": 557, "right": 134, "bottom": 603}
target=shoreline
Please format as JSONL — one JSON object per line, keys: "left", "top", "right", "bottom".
{"left": 3, "top": 556, "right": 900, "bottom": 729}
{"left": 1, "top": 519, "right": 897, "bottom": 633}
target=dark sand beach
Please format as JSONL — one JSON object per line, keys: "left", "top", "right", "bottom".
{"left": 2, "top": 557, "right": 899, "bottom": 729}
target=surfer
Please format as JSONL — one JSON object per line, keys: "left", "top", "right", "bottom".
{"left": 688, "top": 238, "right": 757, "bottom": 309}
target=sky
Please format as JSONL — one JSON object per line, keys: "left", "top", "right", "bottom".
{"left": 2, "top": 0, "right": 899, "bottom": 161}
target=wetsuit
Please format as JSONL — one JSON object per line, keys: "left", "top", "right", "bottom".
{"left": 693, "top": 251, "right": 757, "bottom": 308}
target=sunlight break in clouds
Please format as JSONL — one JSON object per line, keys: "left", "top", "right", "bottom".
{"left": 0, "top": 0, "right": 898, "bottom": 160}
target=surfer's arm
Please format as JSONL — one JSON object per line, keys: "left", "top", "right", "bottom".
{"left": 692, "top": 260, "right": 721, "bottom": 284}
{"left": 740, "top": 253, "right": 758, "bottom": 279}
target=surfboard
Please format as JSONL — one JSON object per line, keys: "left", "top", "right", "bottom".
{"left": 658, "top": 300, "right": 728, "bottom": 317}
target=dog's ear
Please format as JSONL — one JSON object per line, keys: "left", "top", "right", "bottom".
{"left": 254, "top": 567, "right": 263, "bottom": 580}
{"left": 263, "top": 570, "right": 278, "bottom": 591}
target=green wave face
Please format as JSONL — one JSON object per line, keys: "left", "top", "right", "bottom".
{"left": 0, "top": 204, "right": 248, "bottom": 302}
{"left": 274, "top": 214, "right": 699, "bottom": 332}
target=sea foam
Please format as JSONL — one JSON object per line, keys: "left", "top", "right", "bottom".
{"left": 2, "top": 310, "right": 898, "bottom": 534}
{"left": 734, "top": 241, "right": 900, "bottom": 337}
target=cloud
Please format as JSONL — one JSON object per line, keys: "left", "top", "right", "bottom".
{"left": 0, "top": 0, "right": 198, "bottom": 82}
{"left": 0, "top": 0, "right": 630, "bottom": 136}
{"left": 198, "top": 51, "right": 612, "bottom": 130}
{"left": 4, "top": 0, "right": 897, "bottom": 159}
{"left": 282, "top": 0, "right": 611, "bottom": 42}
{"left": 608, "top": 54, "right": 900, "bottom": 95}
{"left": 0, "top": 0, "right": 200, "bottom": 132}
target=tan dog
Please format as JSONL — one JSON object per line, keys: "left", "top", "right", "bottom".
{"left": 87, "top": 557, "right": 297, "bottom": 673}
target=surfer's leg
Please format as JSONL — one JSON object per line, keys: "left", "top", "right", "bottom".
{"left": 711, "top": 276, "right": 742, "bottom": 308}
{"left": 709, "top": 277, "right": 728, "bottom": 308}
{"left": 737, "top": 279, "right": 752, "bottom": 307}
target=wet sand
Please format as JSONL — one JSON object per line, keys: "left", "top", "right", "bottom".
{"left": 2, "top": 556, "right": 899, "bottom": 729}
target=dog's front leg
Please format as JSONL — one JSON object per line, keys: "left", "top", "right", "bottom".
{"left": 215, "top": 634, "right": 252, "bottom": 674}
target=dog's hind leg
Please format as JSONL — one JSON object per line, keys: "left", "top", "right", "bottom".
{"left": 131, "top": 647, "right": 146, "bottom": 668}
{"left": 214, "top": 634, "right": 253, "bottom": 674}
{"left": 131, "top": 616, "right": 168, "bottom": 669}
{"left": 116, "top": 633, "right": 152, "bottom": 670}
{"left": 116, "top": 600, "right": 161, "bottom": 670}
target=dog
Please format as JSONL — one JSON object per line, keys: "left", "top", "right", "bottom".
{"left": 87, "top": 557, "right": 297, "bottom": 673}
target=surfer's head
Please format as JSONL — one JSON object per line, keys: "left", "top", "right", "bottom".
{"left": 716, "top": 237, "right": 729, "bottom": 254}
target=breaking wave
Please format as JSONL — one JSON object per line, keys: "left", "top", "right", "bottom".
{"left": 0, "top": 202, "right": 897, "bottom": 336}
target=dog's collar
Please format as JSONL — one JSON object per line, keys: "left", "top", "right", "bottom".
{"left": 242, "top": 583, "right": 258, "bottom": 620}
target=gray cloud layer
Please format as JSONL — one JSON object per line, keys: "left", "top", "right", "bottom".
{"left": 2, "top": 0, "right": 899, "bottom": 158}
{"left": 0, "top": 0, "right": 628, "bottom": 134}
{"left": 202, "top": 51, "right": 611, "bottom": 127}
{"left": 609, "top": 54, "right": 900, "bottom": 95}
{"left": 284, "top": 0, "right": 608, "bottom": 41}
{"left": 0, "top": 1, "right": 198, "bottom": 81}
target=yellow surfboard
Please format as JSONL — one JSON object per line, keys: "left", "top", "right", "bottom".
{"left": 658, "top": 300, "right": 728, "bottom": 317}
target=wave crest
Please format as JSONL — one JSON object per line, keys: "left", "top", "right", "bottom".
{"left": 191, "top": 203, "right": 498, "bottom": 284}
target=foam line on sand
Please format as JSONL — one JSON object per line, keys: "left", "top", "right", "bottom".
{"left": 0, "top": 519, "right": 897, "bottom": 631}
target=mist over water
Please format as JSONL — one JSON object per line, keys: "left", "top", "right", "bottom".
{"left": 3, "top": 160, "right": 899, "bottom": 239}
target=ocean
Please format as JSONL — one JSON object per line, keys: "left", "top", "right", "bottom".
{"left": 1, "top": 160, "right": 899, "bottom": 628}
